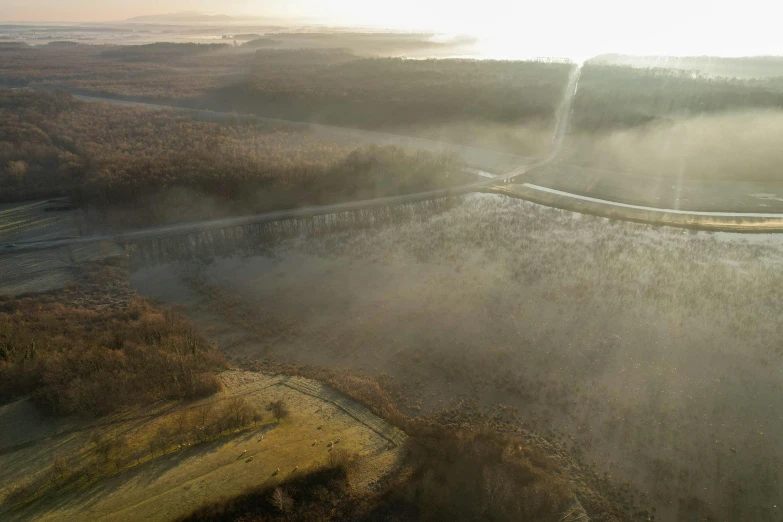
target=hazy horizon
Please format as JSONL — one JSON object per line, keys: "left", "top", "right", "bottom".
{"left": 3, "top": 0, "right": 783, "bottom": 519}
{"left": 2, "top": 1, "right": 783, "bottom": 62}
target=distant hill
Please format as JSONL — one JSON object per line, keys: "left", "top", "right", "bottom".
{"left": 590, "top": 54, "right": 783, "bottom": 79}
{"left": 242, "top": 38, "right": 279, "bottom": 48}
{"left": 123, "top": 12, "right": 238, "bottom": 24}
{"left": 224, "top": 33, "right": 263, "bottom": 41}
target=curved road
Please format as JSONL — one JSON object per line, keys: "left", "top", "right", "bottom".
{"left": 5, "top": 66, "right": 783, "bottom": 254}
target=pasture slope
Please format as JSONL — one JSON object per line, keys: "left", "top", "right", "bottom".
{"left": 0, "top": 370, "right": 405, "bottom": 522}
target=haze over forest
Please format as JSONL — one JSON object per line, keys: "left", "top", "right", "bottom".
{"left": 2, "top": 3, "right": 783, "bottom": 522}
{"left": 3, "top": 0, "right": 783, "bottom": 60}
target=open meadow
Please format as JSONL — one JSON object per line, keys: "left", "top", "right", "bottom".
{"left": 0, "top": 369, "right": 406, "bottom": 522}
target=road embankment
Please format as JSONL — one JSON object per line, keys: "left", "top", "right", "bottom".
{"left": 488, "top": 183, "right": 783, "bottom": 233}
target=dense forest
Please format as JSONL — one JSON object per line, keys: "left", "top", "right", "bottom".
{"left": 0, "top": 262, "right": 225, "bottom": 416}
{"left": 0, "top": 89, "right": 466, "bottom": 224}
{"left": 100, "top": 42, "right": 231, "bottom": 63}
{"left": 0, "top": 43, "right": 573, "bottom": 130}
{"left": 0, "top": 42, "right": 242, "bottom": 99}
{"left": 207, "top": 53, "right": 572, "bottom": 128}
{"left": 572, "top": 64, "right": 783, "bottom": 131}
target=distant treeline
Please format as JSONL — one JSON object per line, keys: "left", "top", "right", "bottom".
{"left": 225, "top": 33, "right": 263, "bottom": 41}
{"left": 100, "top": 42, "right": 231, "bottom": 62}
{"left": 241, "top": 38, "right": 279, "bottom": 48}
{"left": 591, "top": 54, "right": 783, "bottom": 79}
{"left": 0, "top": 43, "right": 573, "bottom": 130}
{"left": 256, "top": 31, "right": 476, "bottom": 56}
{"left": 207, "top": 51, "right": 574, "bottom": 128}
{"left": 0, "top": 42, "right": 242, "bottom": 98}
{"left": 573, "top": 64, "right": 783, "bottom": 131}
{"left": 0, "top": 89, "right": 466, "bottom": 223}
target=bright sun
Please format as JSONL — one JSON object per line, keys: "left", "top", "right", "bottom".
{"left": 295, "top": 0, "right": 783, "bottom": 60}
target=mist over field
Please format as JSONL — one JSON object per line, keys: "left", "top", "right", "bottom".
{"left": 133, "top": 194, "right": 783, "bottom": 521}
{"left": 2, "top": 9, "right": 783, "bottom": 522}
{"left": 565, "top": 109, "right": 783, "bottom": 181}
{"left": 396, "top": 120, "right": 554, "bottom": 157}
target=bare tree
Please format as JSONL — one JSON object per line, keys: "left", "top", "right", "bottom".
{"left": 90, "top": 431, "right": 113, "bottom": 463}
{"left": 266, "top": 400, "right": 290, "bottom": 423}
{"left": 154, "top": 424, "right": 172, "bottom": 455}
{"left": 81, "top": 457, "right": 101, "bottom": 483}
{"left": 173, "top": 410, "right": 191, "bottom": 447}
{"left": 132, "top": 448, "right": 145, "bottom": 465}
{"left": 148, "top": 437, "right": 158, "bottom": 458}
{"left": 252, "top": 408, "right": 263, "bottom": 426}
{"left": 227, "top": 396, "right": 251, "bottom": 430}
{"left": 52, "top": 456, "right": 68, "bottom": 479}
{"left": 271, "top": 487, "right": 294, "bottom": 514}
{"left": 50, "top": 456, "right": 71, "bottom": 487}
{"left": 90, "top": 431, "right": 128, "bottom": 470}
{"left": 112, "top": 434, "right": 129, "bottom": 471}
{"left": 196, "top": 402, "right": 215, "bottom": 427}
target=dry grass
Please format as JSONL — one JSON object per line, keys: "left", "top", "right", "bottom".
{"left": 177, "top": 465, "right": 351, "bottom": 522}
{"left": 177, "top": 428, "right": 577, "bottom": 522}
{"left": 1, "top": 369, "right": 405, "bottom": 520}
{"left": 2, "top": 395, "right": 265, "bottom": 507}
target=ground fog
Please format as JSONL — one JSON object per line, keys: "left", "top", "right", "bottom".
{"left": 133, "top": 194, "right": 783, "bottom": 521}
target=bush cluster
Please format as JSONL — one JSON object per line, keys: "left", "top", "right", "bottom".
{"left": 0, "top": 290, "right": 225, "bottom": 416}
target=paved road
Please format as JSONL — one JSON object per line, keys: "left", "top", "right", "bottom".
{"left": 525, "top": 162, "right": 783, "bottom": 214}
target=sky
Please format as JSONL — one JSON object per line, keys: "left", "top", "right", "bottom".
{"left": 1, "top": 0, "right": 782, "bottom": 60}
